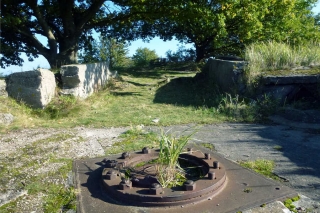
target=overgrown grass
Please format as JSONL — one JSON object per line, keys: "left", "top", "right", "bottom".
{"left": 245, "top": 41, "right": 320, "bottom": 84}
{"left": 156, "top": 129, "right": 195, "bottom": 188}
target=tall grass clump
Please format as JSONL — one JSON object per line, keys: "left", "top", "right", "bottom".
{"left": 32, "top": 95, "right": 80, "bottom": 119}
{"left": 156, "top": 129, "right": 196, "bottom": 188}
{"left": 245, "top": 41, "right": 320, "bottom": 83}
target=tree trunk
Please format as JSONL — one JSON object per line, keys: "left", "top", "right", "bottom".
{"left": 45, "top": 48, "right": 78, "bottom": 70}
{"left": 195, "top": 45, "right": 205, "bottom": 63}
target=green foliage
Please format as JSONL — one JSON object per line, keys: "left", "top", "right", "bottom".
{"left": 120, "top": 0, "right": 319, "bottom": 62}
{"left": 2, "top": 0, "right": 319, "bottom": 68}
{"left": 79, "top": 36, "right": 130, "bottom": 68}
{"left": 284, "top": 196, "right": 300, "bottom": 213}
{"left": 99, "top": 37, "right": 130, "bottom": 68}
{"left": 251, "top": 94, "right": 280, "bottom": 121}
{"left": 166, "top": 45, "right": 196, "bottom": 62}
{"left": 32, "top": 95, "right": 80, "bottom": 119}
{"left": 156, "top": 129, "right": 196, "bottom": 188}
{"left": 0, "top": 0, "right": 137, "bottom": 69}
{"left": 132, "top": 47, "right": 159, "bottom": 67}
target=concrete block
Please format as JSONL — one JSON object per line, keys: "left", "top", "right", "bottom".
{"left": 60, "top": 62, "right": 111, "bottom": 99}
{"left": 5, "top": 69, "right": 56, "bottom": 108}
{"left": 199, "top": 58, "right": 247, "bottom": 95}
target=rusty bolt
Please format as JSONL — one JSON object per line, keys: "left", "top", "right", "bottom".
{"left": 213, "top": 161, "right": 219, "bottom": 169}
{"left": 104, "top": 159, "right": 118, "bottom": 168}
{"left": 142, "top": 147, "right": 151, "bottom": 154}
{"left": 122, "top": 152, "right": 130, "bottom": 159}
{"left": 208, "top": 171, "right": 215, "bottom": 180}
{"left": 116, "top": 161, "right": 127, "bottom": 169}
{"left": 105, "top": 170, "right": 118, "bottom": 180}
{"left": 119, "top": 179, "right": 132, "bottom": 190}
{"left": 150, "top": 183, "right": 162, "bottom": 195}
{"left": 184, "top": 180, "right": 196, "bottom": 191}
{"left": 205, "top": 153, "right": 211, "bottom": 160}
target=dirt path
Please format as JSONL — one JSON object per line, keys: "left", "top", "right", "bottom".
{"left": 1, "top": 121, "right": 320, "bottom": 212}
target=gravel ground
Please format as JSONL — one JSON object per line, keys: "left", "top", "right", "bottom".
{"left": 1, "top": 119, "right": 320, "bottom": 212}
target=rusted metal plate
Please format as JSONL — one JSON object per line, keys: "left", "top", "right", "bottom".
{"left": 73, "top": 145, "right": 297, "bottom": 213}
{"left": 100, "top": 149, "right": 226, "bottom": 206}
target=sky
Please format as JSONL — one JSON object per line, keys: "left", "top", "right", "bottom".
{"left": 1, "top": 1, "right": 320, "bottom": 76}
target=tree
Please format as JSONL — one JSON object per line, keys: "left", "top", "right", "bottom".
{"left": 0, "top": 0, "right": 136, "bottom": 69}
{"left": 99, "top": 37, "right": 130, "bottom": 68}
{"left": 132, "top": 47, "right": 158, "bottom": 67}
{"left": 119, "top": 0, "right": 320, "bottom": 62}
{"left": 2, "top": 0, "right": 319, "bottom": 69}
{"left": 166, "top": 45, "right": 195, "bottom": 62}
{"left": 315, "top": 13, "right": 320, "bottom": 27}
{"left": 78, "top": 36, "right": 129, "bottom": 68}
{"left": 78, "top": 39, "right": 100, "bottom": 64}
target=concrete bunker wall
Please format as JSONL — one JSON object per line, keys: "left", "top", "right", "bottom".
{"left": 199, "top": 58, "right": 320, "bottom": 103}
{"left": 200, "top": 58, "right": 247, "bottom": 94}
{"left": 60, "top": 62, "right": 111, "bottom": 99}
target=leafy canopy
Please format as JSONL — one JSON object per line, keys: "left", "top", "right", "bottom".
{"left": 117, "top": 0, "right": 320, "bottom": 61}
{"left": 0, "top": 0, "right": 137, "bottom": 69}
{"left": 1, "top": 0, "right": 319, "bottom": 68}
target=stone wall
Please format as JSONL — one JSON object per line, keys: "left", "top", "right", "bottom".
{"left": 60, "top": 62, "right": 110, "bottom": 99}
{"left": 0, "top": 79, "right": 7, "bottom": 97}
{"left": 5, "top": 69, "right": 56, "bottom": 108}
{"left": 197, "top": 58, "right": 320, "bottom": 103}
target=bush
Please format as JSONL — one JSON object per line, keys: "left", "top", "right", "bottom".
{"left": 132, "top": 47, "right": 158, "bottom": 67}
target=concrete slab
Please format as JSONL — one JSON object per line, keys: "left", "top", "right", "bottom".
{"left": 74, "top": 145, "right": 297, "bottom": 213}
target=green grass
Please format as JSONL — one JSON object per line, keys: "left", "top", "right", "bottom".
{"left": 244, "top": 41, "right": 320, "bottom": 84}
{"left": 106, "top": 126, "right": 159, "bottom": 155}
{"left": 283, "top": 196, "right": 300, "bottom": 213}
{"left": 156, "top": 129, "right": 195, "bottom": 188}
{"left": 239, "top": 159, "right": 279, "bottom": 180}
{"left": 200, "top": 143, "right": 215, "bottom": 151}
{"left": 0, "top": 132, "right": 79, "bottom": 213}
{"left": 0, "top": 68, "right": 242, "bottom": 133}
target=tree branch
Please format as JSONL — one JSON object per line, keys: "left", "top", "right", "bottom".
{"left": 76, "top": 0, "right": 107, "bottom": 30}
{"left": 25, "top": 0, "right": 57, "bottom": 52}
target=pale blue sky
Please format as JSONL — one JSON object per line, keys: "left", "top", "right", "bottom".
{"left": 1, "top": 2, "right": 320, "bottom": 76}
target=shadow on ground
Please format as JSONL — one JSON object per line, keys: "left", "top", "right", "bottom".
{"left": 170, "top": 123, "right": 320, "bottom": 201}
{"left": 153, "top": 77, "right": 218, "bottom": 107}
{"left": 118, "top": 68, "right": 194, "bottom": 79}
